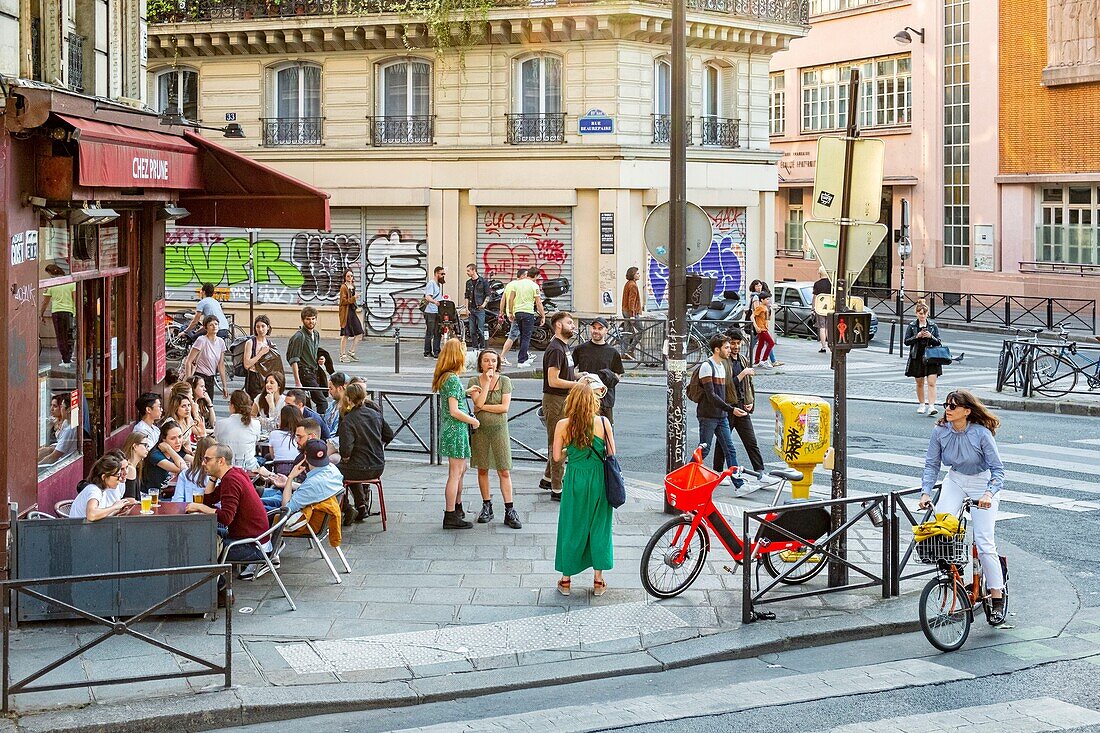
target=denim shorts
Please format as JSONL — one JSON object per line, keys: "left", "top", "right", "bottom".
{"left": 508, "top": 320, "right": 521, "bottom": 340}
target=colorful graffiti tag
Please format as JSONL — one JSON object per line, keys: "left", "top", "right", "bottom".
{"left": 362, "top": 229, "right": 429, "bottom": 334}
{"left": 477, "top": 209, "right": 573, "bottom": 305}
{"left": 647, "top": 207, "right": 748, "bottom": 307}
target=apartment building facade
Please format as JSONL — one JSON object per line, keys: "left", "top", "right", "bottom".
{"left": 148, "top": 0, "right": 809, "bottom": 334}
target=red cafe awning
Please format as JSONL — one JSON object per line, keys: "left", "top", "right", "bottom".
{"left": 57, "top": 114, "right": 203, "bottom": 190}
{"left": 178, "top": 132, "right": 331, "bottom": 231}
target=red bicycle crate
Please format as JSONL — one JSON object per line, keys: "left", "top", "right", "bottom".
{"left": 664, "top": 461, "right": 723, "bottom": 512}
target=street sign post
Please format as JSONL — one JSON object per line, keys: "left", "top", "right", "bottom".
{"left": 643, "top": 201, "right": 713, "bottom": 268}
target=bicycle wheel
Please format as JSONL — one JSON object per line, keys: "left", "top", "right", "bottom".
{"left": 761, "top": 547, "right": 828, "bottom": 585}
{"left": 1031, "top": 355, "right": 1077, "bottom": 397}
{"left": 685, "top": 334, "right": 707, "bottom": 366}
{"left": 640, "top": 516, "right": 709, "bottom": 599}
{"left": 919, "top": 576, "right": 971, "bottom": 652}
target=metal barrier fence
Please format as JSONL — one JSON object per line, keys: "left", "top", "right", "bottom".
{"left": 994, "top": 339, "right": 1100, "bottom": 397}
{"left": 855, "top": 287, "right": 1096, "bottom": 333}
{"left": 1, "top": 564, "right": 232, "bottom": 712}
{"left": 571, "top": 316, "right": 667, "bottom": 368}
{"left": 889, "top": 486, "right": 938, "bottom": 595}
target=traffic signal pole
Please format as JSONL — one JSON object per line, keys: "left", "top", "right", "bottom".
{"left": 828, "top": 69, "right": 862, "bottom": 588}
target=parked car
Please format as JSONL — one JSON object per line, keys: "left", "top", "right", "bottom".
{"left": 771, "top": 281, "right": 879, "bottom": 341}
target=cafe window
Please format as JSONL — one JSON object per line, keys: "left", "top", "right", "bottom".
{"left": 110, "top": 276, "right": 128, "bottom": 432}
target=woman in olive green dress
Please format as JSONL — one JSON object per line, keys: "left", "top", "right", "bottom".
{"left": 432, "top": 337, "right": 480, "bottom": 529}
{"left": 553, "top": 380, "right": 616, "bottom": 596}
{"left": 467, "top": 349, "right": 522, "bottom": 529}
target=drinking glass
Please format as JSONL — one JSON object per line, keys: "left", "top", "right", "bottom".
{"left": 140, "top": 492, "right": 152, "bottom": 514}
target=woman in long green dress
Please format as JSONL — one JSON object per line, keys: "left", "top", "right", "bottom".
{"left": 467, "top": 349, "right": 522, "bottom": 529}
{"left": 553, "top": 381, "right": 616, "bottom": 596}
{"left": 433, "top": 337, "right": 480, "bottom": 530}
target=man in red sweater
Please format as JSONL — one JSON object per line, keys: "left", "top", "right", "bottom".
{"left": 188, "top": 443, "right": 271, "bottom": 577}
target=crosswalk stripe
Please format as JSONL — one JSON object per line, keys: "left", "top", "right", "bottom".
{"left": 1005, "top": 443, "right": 1100, "bottom": 461}
{"left": 813, "top": 697, "right": 1100, "bottom": 733}
{"left": 387, "top": 660, "right": 974, "bottom": 733}
{"left": 1074, "top": 438, "right": 1100, "bottom": 446}
{"left": 995, "top": 450, "right": 1098, "bottom": 476}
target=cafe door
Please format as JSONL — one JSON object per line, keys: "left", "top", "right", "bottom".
{"left": 79, "top": 279, "right": 106, "bottom": 456}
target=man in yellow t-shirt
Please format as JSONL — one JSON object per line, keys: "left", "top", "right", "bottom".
{"left": 41, "top": 275, "right": 77, "bottom": 366}
{"left": 508, "top": 266, "right": 546, "bottom": 366}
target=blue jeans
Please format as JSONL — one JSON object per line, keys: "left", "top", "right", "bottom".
{"left": 516, "top": 312, "right": 536, "bottom": 363}
{"left": 698, "top": 416, "right": 744, "bottom": 486}
{"left": 423, "top": 312, "right": 440, "bottom": 356}
{"left": 468, "top": 309, "right": 487, "bottom": 348}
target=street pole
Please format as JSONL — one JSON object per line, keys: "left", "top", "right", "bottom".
{"left": 247, "top": 228, "right": 258, "bottom": 328}
{"left": 898, "top": 198, "right": 911, "bottom": 360}
{"left": 665, "top": 0, "right": 688, "bottom": 511}
{"left": 828, "top": 68, "right": 862, "bottom": 587}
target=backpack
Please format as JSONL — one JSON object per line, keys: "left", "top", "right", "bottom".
{"left": 230, "top": 336, "right": 254, "bottom": 378}
{"left": 686, "top": 363, "right": 706, "bottom": 403}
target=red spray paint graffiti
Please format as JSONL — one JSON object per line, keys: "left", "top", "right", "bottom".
{"left": 478, "top": 209, "right": 571, "bottom": 292}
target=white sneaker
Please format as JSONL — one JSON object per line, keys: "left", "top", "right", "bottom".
{"left": 755, "top": 362, "right": 772, "bottom": 369}
{"left": 927, "top": 407, "right": 939, "bottom": 417}
{"left": 501, "top": 357, "right": 512, "bottom": 366}
{"left": 917, "top": 404, "right": 927, "bottom": 414}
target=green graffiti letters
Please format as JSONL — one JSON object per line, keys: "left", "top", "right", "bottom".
{"left": 252, "top": 239, "right": 305, "bottom": 288}
{"left": 165, "top": 239, "right": 305, "bottom": 289}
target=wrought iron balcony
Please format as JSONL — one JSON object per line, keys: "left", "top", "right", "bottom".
{"left": 652, "top": 114, "right": 694, "bottom": 145}
{"left": 261, "top": 117, "right": 324, "bottom": 146}
{"left": 506, "top": 113, "right": 566, "bottom": 144}
{"left": 66, "top": 33, "right": 84, "bottom": 93}
{"left": 370, "top": 115, "right": 435, "bottom": 146}
{"left": 700, "top": 116, "right": 741, "bottom": 148}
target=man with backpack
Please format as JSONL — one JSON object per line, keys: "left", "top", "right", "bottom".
{"left": 709, "top": 329, "right": 765, "bottom": 474}
{"left": 687, "top": 334, "right": 744, "bottom": 488}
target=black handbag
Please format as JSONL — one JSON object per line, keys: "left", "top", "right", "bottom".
{"left": 923, "top": 345, "right": 953, "bottom": 366}
{"left": 600, "top": 417, "right": 626, "bottom": 509}
{"left": 465, "top": 395, "right": 477, "bottom": 436}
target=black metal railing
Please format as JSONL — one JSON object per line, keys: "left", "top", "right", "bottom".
{"left": 889, "top": 486, "right": 940, "bottom": 595}
{"left": 368, "top": 390, "right": 439, "bottom": 464}
{"left": 651, "top": 114, "right": 693, "bottom": 145}
{"left": 700, "top": 116, "right": 741, "bottom": 148}
{"left": 506, "top": 397, "right": 548, "bottom": 462}
{"left": 506, "top": 113, "right": 566, "bottom": 144}
{"left": 66, "top": 33, "right": 84, "bottom": 93}
{"left": 856, "top": 287, "right": 1097, "bottom": 333}
{"left": 30, "top": 19, "right": 42, "bottom": 81}
{"left": 370, "top": 115, "right": 434, "bottom": 146}
{"left": 1, "top": 565, "right": 232, "bottom": 712}
{"left": 570, "top": 315, "right": 667, "bottom": 368}
{"left": 261, "top": 117, "right": 324, "bottom": 146}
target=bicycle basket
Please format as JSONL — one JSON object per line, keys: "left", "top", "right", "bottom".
{"left": 664, "top": 461, "right": 723, "bottom": 512}
{"left": 915, "top": 532, "right": 969, "bottom": 565}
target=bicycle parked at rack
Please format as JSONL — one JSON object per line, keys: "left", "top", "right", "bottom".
{"left": 1029, "top": 334, "right": 1100, "bottom": 397}
{"left": 640, "top": 447, "right": 829, "bottom": 598}
{"left": 915, "top": 498, "right": 1009, "bottom": 652}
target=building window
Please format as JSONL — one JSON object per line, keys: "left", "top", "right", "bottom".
{"left": 263, "top": 62, "right": 322, "bottom": 146}
{"left": 943, "top": 0, "right": 970, "bottom": 266}
{"left": 654, "top": 59, "right": 671, "bottom": 116}
{"left": 784, "top": 189, "right": 806, "bottom": 256}
{"left": 508, "top": 55, "right": 564, "bottom": 144}
{"left": 374, "top": 59, "right": 433, "bottom": 145}
{"left": 800, "top": 54, "right": 910, "bottom": 132}
{"left": 770, "top": 73, "right": 785, "bottom": 135}
{"left": 156, "top": 68, "right": 199, "bottom": 122}
{"left": 1037, "top": 186, "right": 1100, "bottom": 265}
{"left": 810, "top": 0, "right": 887, "bottom": 15}
{"left": 700, "top": 64, "right": 739, "bottom": 147}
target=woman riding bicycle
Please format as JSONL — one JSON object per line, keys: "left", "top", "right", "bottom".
{"left": 918, "top": 389, "right": 1006, "bottom": 623}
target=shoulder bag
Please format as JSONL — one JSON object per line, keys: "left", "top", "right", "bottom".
{"left": 600, "top": 417, "right": 627, "bottom": 509}
{"left": 923, "top": 345, "right": 953, "bottom": 366}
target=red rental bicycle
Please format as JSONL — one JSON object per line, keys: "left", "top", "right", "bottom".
{"left": 640, "top": 446, "right": 831, "bottom": 599}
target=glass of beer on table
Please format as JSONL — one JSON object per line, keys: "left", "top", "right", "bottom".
{"left": 149, "top": 488, "right": 160, "bottom": 509}
{"left": 140, "top": 492, "right": 152, "bottom": 514}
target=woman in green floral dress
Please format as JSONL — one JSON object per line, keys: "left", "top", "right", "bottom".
{"left": 467, "top": 349, "right": 522, "bottom": 529}
{"left": 553, "top": 381, "right": 616, "bottom": 596}
{"left": 432, "top": 337, "right": 480, "bottom": 529}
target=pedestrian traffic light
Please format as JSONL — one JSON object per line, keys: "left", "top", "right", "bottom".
{"left": 828, "top": 311, "right": 871, "bottom": 350}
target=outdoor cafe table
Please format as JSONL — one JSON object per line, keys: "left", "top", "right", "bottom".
{"left": 13, "top": 502, "right": 218, "bottom": 622}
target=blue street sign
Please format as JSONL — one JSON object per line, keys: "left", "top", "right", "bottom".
{"left": 579, "top": 109, "right": 614, "bottom": 134}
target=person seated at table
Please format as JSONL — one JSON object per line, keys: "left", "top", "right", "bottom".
{"left": 268, "top": 405, "right": 302, "bottom": 476}
{"left": 144, "top": 420, "right": 186, "bottom": 496}
{"left": 324, "top": 372, "right": 350, "bottom": 439}
{"left": 280, "top": 439, "right": 345, "bottom": 515}
{"left": 215, "top": 390, "right": 262, "bottom": 471}
{"left": 133, "top": 392, "right": 163, "bottom": 446}
{"left": 337, "top": 382, "right": 394, "bottom": 524}
{"left": 165, "top": 385, "right": 205, "bottom": 461}
{"left": 162, "top": 368, "right": 180, "bottom": 407}
{"left": 188, "top": 375, "right": 217, "bottom": 432}
{"left": 252, "top": 372, "right": 287, "bottom": 432}
{"left": 71, "top": 453, "right": 137, "bottom": 521}
{"left": 174, "top": 436, "right": 216, "bottom": 503}
{"left": 187, "top": 443, "right": 273, "bottom": 580}
{"left": 39, "top": 393, "right": 79, "bottom": 466}
{"left": 284, "top": 389, "right": 332, "bottom": 442}
{"left": 121, "top": 431, "right": 152, "bottom": 500}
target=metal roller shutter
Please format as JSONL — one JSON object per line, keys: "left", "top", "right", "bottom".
{"left": 645, "top": 205, "right": 748, "bottom": 308}
{"left": 360, "top": 207, "right": 429, "bottom": 335}
{"left": 475, "top": 207, "right": 573, "bottom": 309}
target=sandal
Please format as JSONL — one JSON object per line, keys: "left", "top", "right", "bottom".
{"left": 593, "top": 580, "right": 607, "bottom": 597}
{"left": 557, "top": 578, "right": 571, "bottom": 596}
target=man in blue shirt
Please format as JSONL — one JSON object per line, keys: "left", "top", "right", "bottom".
{"left": 280, "top": 439, "right": 344, "bottom": 514}
{"left": 423, "top": 266, "right": 445, "bottom": 358}
{"left": 184, "top": 283, "right": 231, "bottom": 339}
{"left": 284, "top": 389, "right": 332, "bottom": 442}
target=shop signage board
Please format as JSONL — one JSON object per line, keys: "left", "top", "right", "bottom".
{"left": 600, "top": 212, "right": 615, "bottom": 254}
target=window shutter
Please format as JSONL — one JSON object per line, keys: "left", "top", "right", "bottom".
{"left": 719, "top": 65, "right": 737, "bottom": 120}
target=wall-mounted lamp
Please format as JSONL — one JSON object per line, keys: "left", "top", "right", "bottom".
{"left": 159, "top": 110, "right": 246, "bottom": 139}
{"left": 24, "top": 195, "right": 63, "bottom": 220}
{"left": 70, "top": 207, "right": 120, "bottom": 226}
{"left": 894, "top": 26, "right": 925, "bottom": 44}
{"left": 157, "top": 206, "right": 191, "bottom": 222}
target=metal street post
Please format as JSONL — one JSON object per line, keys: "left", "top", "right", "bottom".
{"left": 897, "top": 198, "right": 912, "bottom": 360}
{"left": 246, "top": 228, "right": 259, "bottom": 328}
{"left": 665, "top": 0, "right": 688, "bottom": 510}
{"left": 827, "top": 69, "right": 862, "bottom": 587}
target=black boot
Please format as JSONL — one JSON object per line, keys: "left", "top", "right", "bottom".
{"left": 353, "top": 484, "right": 369, "bottom": 522}
{"left": 477, "top": 501, "right": 494, "bottom": 523}
{"left": 455, "top": 502, "right": 466, "bottom": 520}
{"left": 443, "top": 510, "right": 472, "bottom": 530}
{"left": 504, "top": 507, "right": 522, "bottom": 529}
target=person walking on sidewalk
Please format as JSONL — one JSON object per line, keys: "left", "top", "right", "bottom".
{"left": 812, "top": 267, "right": 832, "bottom": 353}
{"left": 512, "top": 266, "right": 545, "bottom": 366}
{"left": 40, "top": 265, "right": 76, "bottom": 366}
{"left": 696, "top": 334, "right": 745, "bottom": 489}
{"left": 243, "top": 315, "right": 275, "bottom": 400}
{"left": 287, "top": 306, "right": 328, "bottom": 413}
{"left": 542, "top": 312, "right": 581, "bottom": 501}
{"left": 464, "top": 264, "right": 492, "bottom": 350}
{"left": 423, "top": 266, "right": 446, "bottom": 358}
{"left": 498, "top": 269, "right": 527, "bottom": 366}
{"left": 553, "top": 380, "right": 615, "bottom": 597}
{"left": 905, "top": 301, "right": 944, "bottom": 416}
{"left": 338, "top": 269, "right": 365, "bottom": 363}
{"left": 752, "top": 292, "right": 778, "bottom": 368}
{"left": 710, "top": 329, "right": 764, "bottom": 474}
{"left": 747, "top": 280, "right": 781, "bottom": 368}
{"left": 467, "top": 349, "right": 522, "bottom": 529}
{"left": 433, "top": 338, "right": 480, "bottom": 529}
{"left": 918, "top": 390, "right": 1006, "bottom": 623}
{"left": 572, "top": 317, "right": 624, "bottom": 423}
{"left": 183, "top": 315, "right": 230, "bottom": 400}
{"left": 621, "top": 267, "right": 643, "bottom": 360}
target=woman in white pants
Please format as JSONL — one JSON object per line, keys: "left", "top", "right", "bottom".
{"left": 918, "top": 389, "right": 1007, "bottom": 622}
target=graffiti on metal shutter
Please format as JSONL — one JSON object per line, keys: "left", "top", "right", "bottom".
{"left": 361, "top": 228, "right": 428, "bottom": 334}
{"left": 647, "top": 206, "right": 747, "bottom": 307}
{"left": 476, "top": 207, "right": 573, "bottom": 307}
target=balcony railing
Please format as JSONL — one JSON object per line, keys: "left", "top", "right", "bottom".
{"left": 30, "top": 18, "right": 42, "bottom": 81}
{"left": 370, "top": 115, "right": 435, "bottom": 146}
{"left": 700, "top": 116, "right": 741, "bottom": 148}
{"left": 151, "top": 0, "right": 808, "bottom": 27}
{"left": 66, "top": 33, "right": 84, "bottom": 93}
{"left": 506, "top": 113, "right": 566, "bottom": 144}
{"left": 261, "top": 117, "right": 324, "bottom": 146}
{"left": 651, "top": 114, "right": 694, "bottom": 145}
{"left": 1035, "top": 225, "right": 1099, "bottom": 266}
